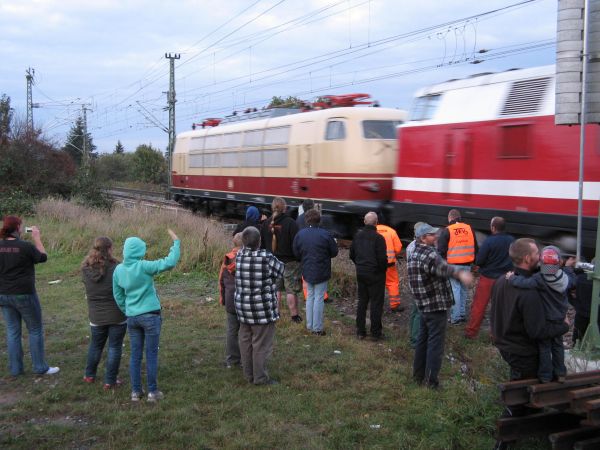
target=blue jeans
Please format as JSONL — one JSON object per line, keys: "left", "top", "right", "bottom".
{"left": 306, "top": 281, "right": 327, "bottom": 332}
{"left": 128, "top": 314, "right": 161, "bottom": 394}
{"left": 85, "top": 323, "right": 127, "bottom": 384}
{"left": 413, "top": 310, "right": 448, "bottom": 387}
{"left": 0, "top": 293, "right": 49, "bottom": 376}
{"left": 449, "top": 265, "right": 470, "bottom": 322}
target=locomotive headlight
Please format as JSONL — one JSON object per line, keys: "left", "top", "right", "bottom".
{"left": 358, "top": 181, "right": 380, "bottom": 192}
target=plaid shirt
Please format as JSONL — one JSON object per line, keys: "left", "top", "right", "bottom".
{"left": 234, "top": 247, "right": 285, "bottom": 325}
{"left": 407, "top": 242, "right": 457, "bottom": 313}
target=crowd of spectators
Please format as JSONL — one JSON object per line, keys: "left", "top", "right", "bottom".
{"left": 0, "top": 200, "right": 597, "bottom": 404}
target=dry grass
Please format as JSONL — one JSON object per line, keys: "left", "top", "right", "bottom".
{"left": 33, "top": 198, "right": 359, "bottom": 295}
{"left": 33, "top": 198, "right": 231, "bottom": 273}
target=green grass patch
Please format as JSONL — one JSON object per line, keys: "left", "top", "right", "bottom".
{"left": 0, "top": 201, "right": 547, "bottom": 449}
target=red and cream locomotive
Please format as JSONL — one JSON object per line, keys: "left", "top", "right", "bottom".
{"left": 170, "top": 94, "right": 407, "bottom": 235}
{"left": 390, "top": 65, "right": 600, "bottom": 253}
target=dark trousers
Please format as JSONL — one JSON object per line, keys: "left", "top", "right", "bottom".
{"left": 499, "top": 350, "right": 539, "bottom": 381}
{"left": 225, "top": 312, "right": 241, "bottom": 365}
{"left": 413, "top": 310, "right": 448, "bottom": 387}
{"left": 356, "top": 272, "right": 385, "bottom": 337}
{"left": 573, "top": 314, "right": 590, "bottom": 345}
{"left": 498, "top": 350, "right": 542, "bottom": 419}
{"left": 538, "top": 335, "right": 566, "bottom": 382}
{"left": 85, "top": 323, "right": 127, "bottom": 385}
{"left": 239, "top": 322, "right": 275, "bottom": 384}
{"left": 408, "top": 297, "right": 421, "bottom": 349}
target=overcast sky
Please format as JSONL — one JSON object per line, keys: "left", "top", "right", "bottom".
{"left": 0, "top": 0, "right": 556, "bottom": 153}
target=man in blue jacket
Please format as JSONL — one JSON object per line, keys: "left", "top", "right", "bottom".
{"left": 465, "top": 217, "right": 514, "bottom": 339}
{"left": 293, "top": 209, "right": 338, "bottom": 335}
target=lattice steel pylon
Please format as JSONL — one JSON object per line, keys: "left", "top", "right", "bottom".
{"left": 165, "top": 53, "right": 180, "bottom": 191}
{"left": 25, "top": 67, "right": 35, "bottom": 132}
{"left": 577, "top": 203, "right": 600, "bottom": 357}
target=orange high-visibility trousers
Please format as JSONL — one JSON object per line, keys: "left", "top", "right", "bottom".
{"left": 386, "top": 265, "right": 401, "bottom": 309}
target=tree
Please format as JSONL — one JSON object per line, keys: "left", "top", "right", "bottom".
{"left": 0, "top": 94, "right": 12, "bottom": 147}
{"left": 62, "top": 116, "right": 96, "bottom": 166}
{"left": 132, "top": 144, "right": 167, "bottom": 184}
{"left": 95, "top": 152, "right": 134, "bottom": 183}
{"left": 268, "top": 95, "right": 305, "bottom": 108}
{"left": 114, "top": 140, "right": 124, "bottom": 154}
{"left": 0, "top": 121, "right": 76, "bottom": 200}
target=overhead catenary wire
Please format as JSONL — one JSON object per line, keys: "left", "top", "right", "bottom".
{"left": 32, "top": 0, "right": 548, "bottom": 147}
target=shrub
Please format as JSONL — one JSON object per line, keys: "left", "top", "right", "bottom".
{"left": 0, "top": 189, "right": 36, "bottom": 217}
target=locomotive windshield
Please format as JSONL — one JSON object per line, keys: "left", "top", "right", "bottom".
{"left": 362, "top": 120, "right": 402, "bottom": 139}
{"left": 410, "top": 94, "right": 442, "bottom": 121}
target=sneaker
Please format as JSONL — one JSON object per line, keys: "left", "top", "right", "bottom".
{"left": 82, "top": 376, "right": 95, "bottom": 383}
{"left": 45, "top": 367, "right": 60, "bottom": 375}
{"left": 131, "top": 391, "right": 144, "bottom": 402}
{"left": 371, "top": 334, "right": 386, "bottom": 341}
{"left": 311, "top": 330, "right": 327, "bottom": 336}
{"left": 390, "top": 306, "right": 406, "bottom": 313}
{"left": 258, "top": 379, "right": 279, "bottom": 386}
{"left": 103, "top": 379, "right": 123, "bottom": 390}
{"left": 356, "top": 334, "right": 366, "bottom": 340}
{"left": 147, "top": 391, "right": 164, "bottom": 402}
{"left": 291, "top": 315, "right": 303, "bottom": 323}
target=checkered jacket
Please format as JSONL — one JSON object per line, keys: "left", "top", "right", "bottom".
{"left": 234, "top": 247, "right": 285, "bottom": 325}
{"left": 407, "top": 242, "right": 456, "bottom": 313}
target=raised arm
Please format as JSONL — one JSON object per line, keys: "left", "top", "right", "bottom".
{"left": 31, "top": 226, "right": 47, "bottom": 261}
{"left": 142, "top": 230, "right": 181, "bottom": 275}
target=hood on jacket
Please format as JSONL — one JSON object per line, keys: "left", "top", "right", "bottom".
{"left": 123, "top": 237, "right": 146, "bottom": 263}
{"left": 542, "top": 269, "right": 569, "bottom": 293}
{"left": 246, "top": 206, "right": 260, "bottom": 222}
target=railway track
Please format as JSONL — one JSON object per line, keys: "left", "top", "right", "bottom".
{"left": 105, "top": 188, "right": 183, "bottom": 213}
{"left": 106, "top": 188, "right": 357, "bottom": 246}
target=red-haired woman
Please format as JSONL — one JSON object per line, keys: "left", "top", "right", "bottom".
{"left": 0, "top": 216, "right": 59, "bottom": 376}
{"left": 81, "top": 237, "right": 127, "bottom": 389}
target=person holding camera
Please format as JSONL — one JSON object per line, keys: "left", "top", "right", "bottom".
{"left": 0, "top": 216, "right": 59, "bottom": 376}
{"left": 112, "top": 229, "right": 180, "bottom": 402}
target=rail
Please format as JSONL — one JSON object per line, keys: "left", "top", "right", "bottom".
{"left": 104, "top": 188, "right": 184, "bottom": 213}
{"left": 496, "top": 370, "right": 600, "bottom": 448}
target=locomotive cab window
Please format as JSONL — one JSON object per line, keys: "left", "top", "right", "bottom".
{"left": 410, "top": 94, "right": 442, "bottom": 121}
{"left": 325, "top": 120, "right": 346, "bottom": 140}
{"left": 499, "top": 125, "right": 531, "bottom": 159}
{"left": 362, "top": 120, "right": 402, "bottom": 139}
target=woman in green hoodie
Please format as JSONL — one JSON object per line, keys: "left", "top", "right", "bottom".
{"left": 113, "top": 229, "right": 180, "bottom": 402}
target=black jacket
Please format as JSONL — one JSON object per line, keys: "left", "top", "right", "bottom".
{"left": 349, "top": 225, "right": 387, "bottom": 277}
{"left": 233, "top": 219, "right": 261, "bottom": 236}
{"left": 490, "top": 267, "right": 569, "bottom": 357}
{"left": 260, "top": 213, "right": 298, "bottom": 263}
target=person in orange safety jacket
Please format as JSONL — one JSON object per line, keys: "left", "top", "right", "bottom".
{"left": 437, "top": 209, "right": 478, "bottom": 324}
{"left": 376, "top": 218, "right": 403, "bottom": 312}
